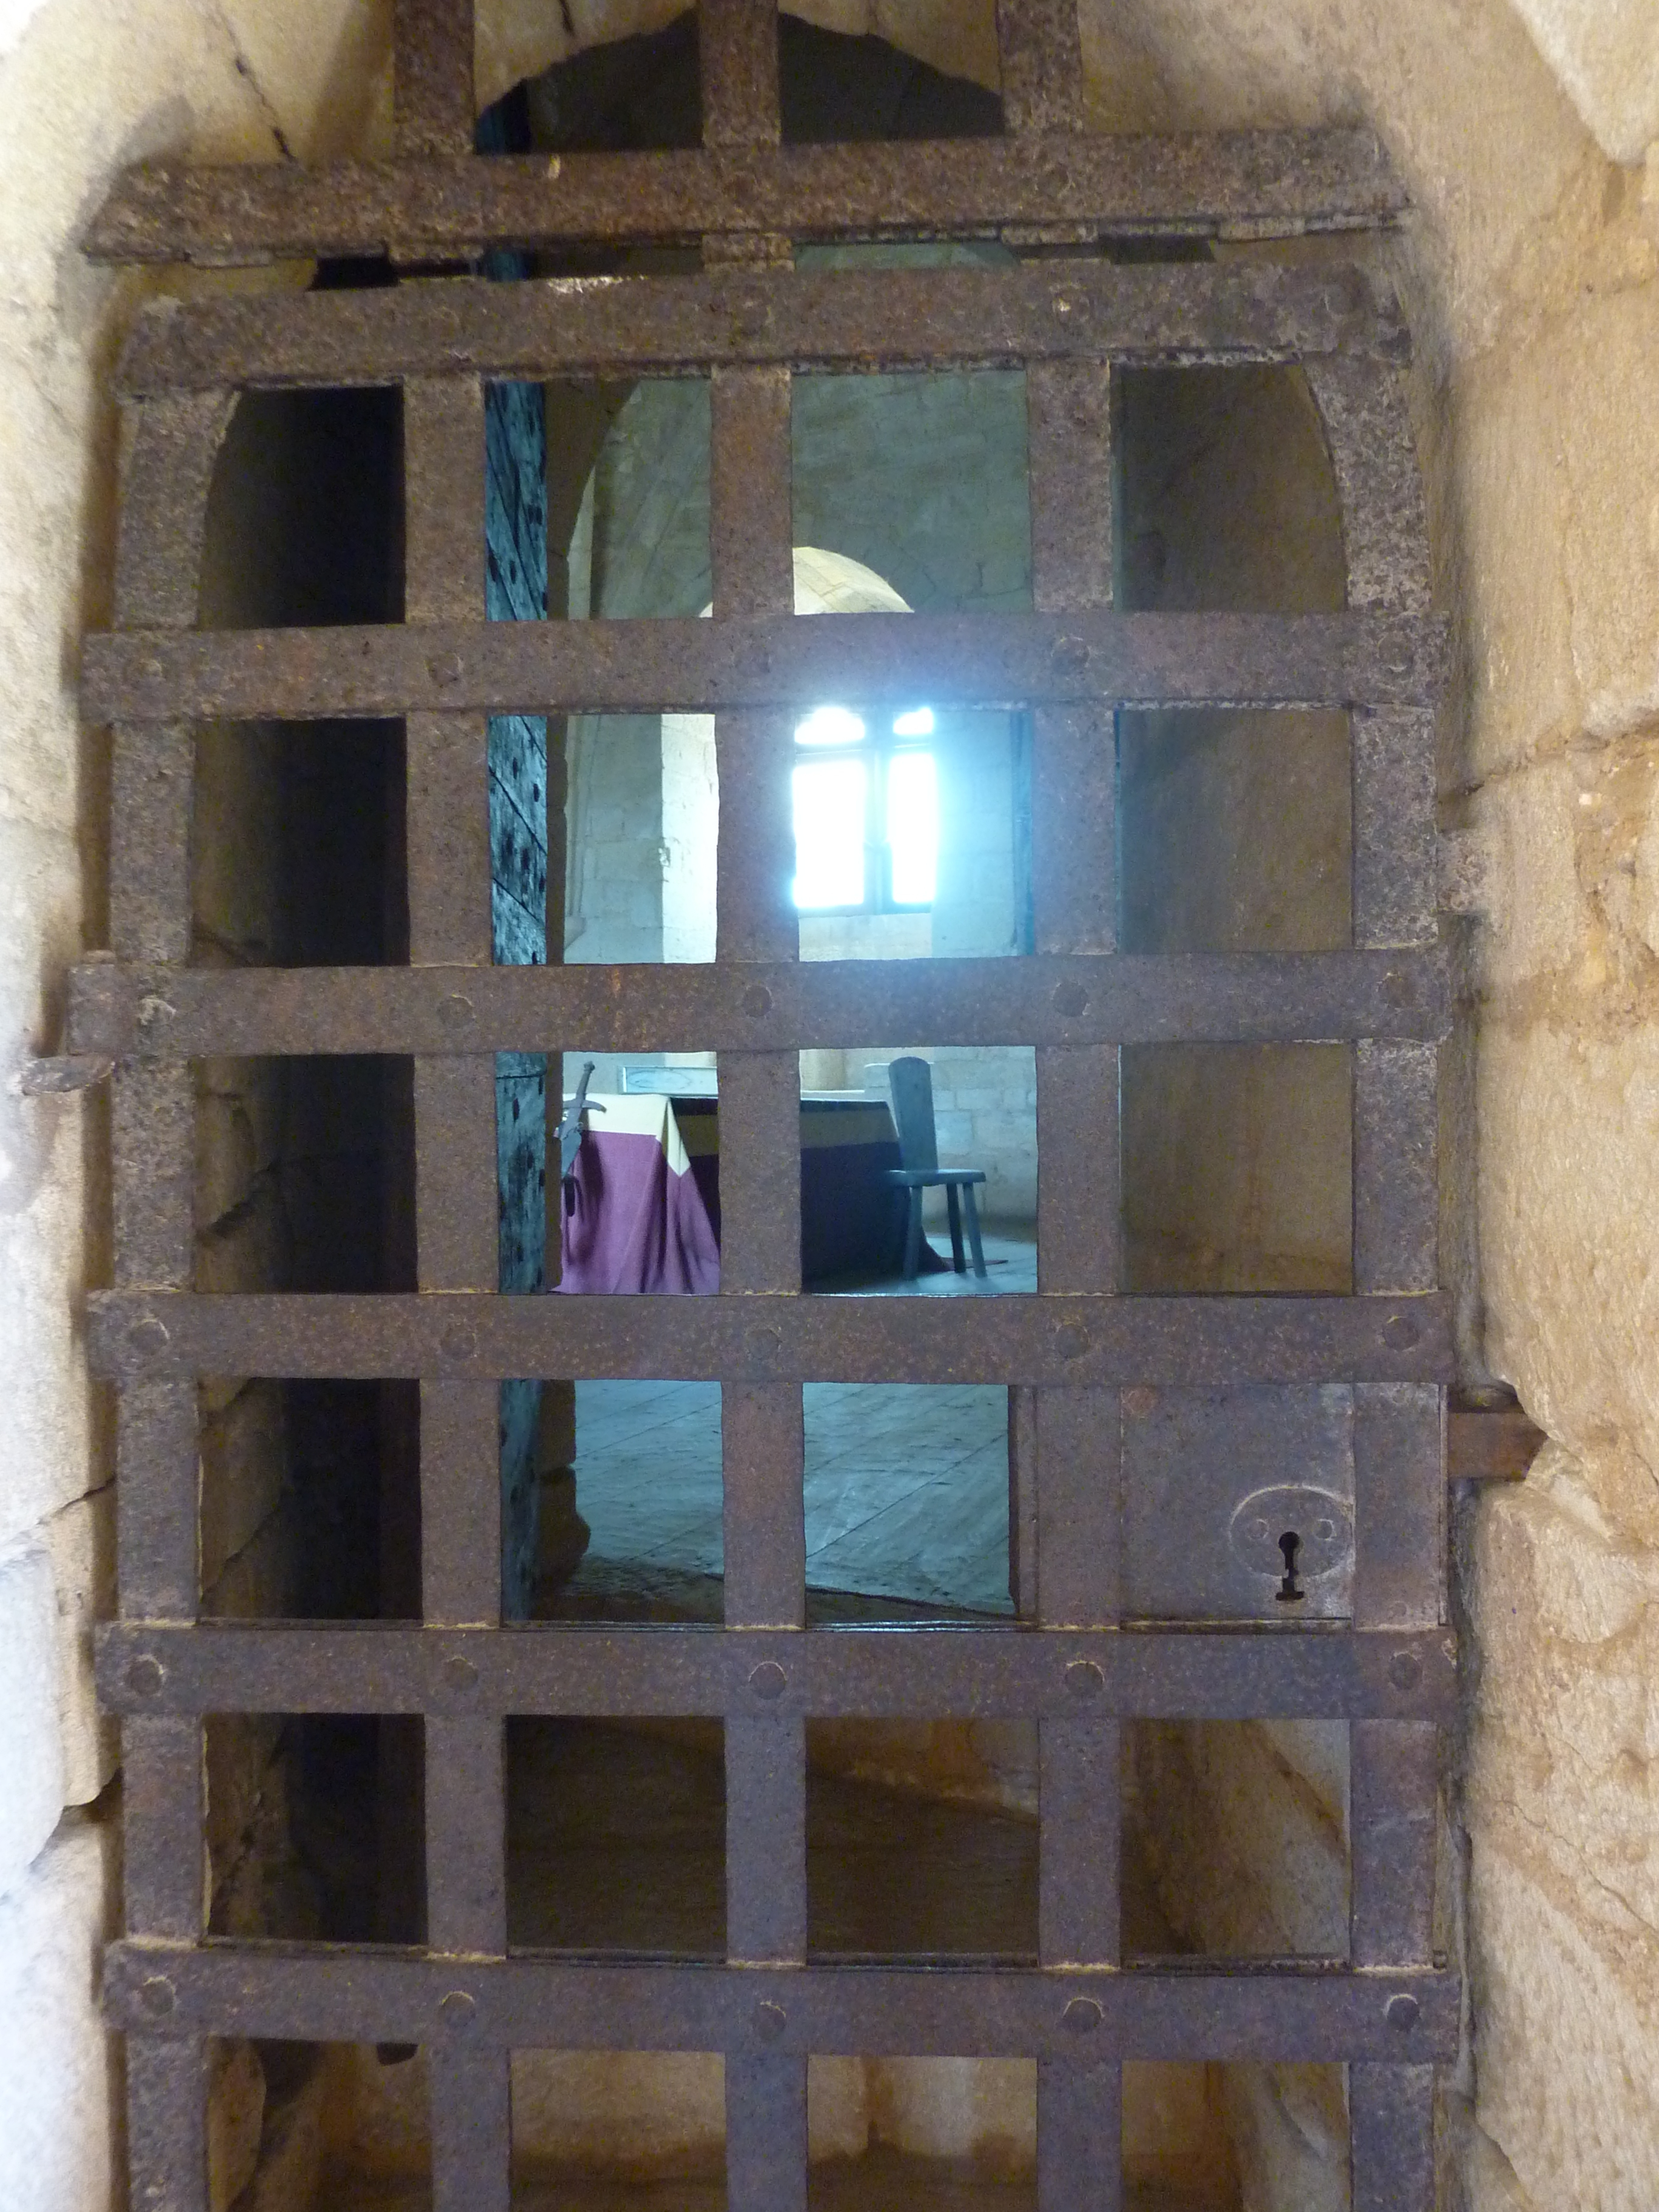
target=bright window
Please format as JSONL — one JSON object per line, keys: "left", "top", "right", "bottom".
{"left": 791, "top": 706, "right": 938, "bottom": 911}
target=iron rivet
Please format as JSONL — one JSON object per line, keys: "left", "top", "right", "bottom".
{"left": 438, "top": 992, "right": 474, "bottom": 1030}
{"left": 1065, "top": 1658, "right": 1105, "bottom": 1700}
{"left": 1122, "top": 1386, "right": 1157, "bottom": 1420}
{"left": 1052, "top": 294, "right": 1074, "bottom": 317}
{"left": 749, "top": 1661, "right": 788, "bottom": 1702}
{"left": 741, "top": 984, "right": 773, "bottom": 1017}
{"left": 1051, "top": 980, "right": 1088, "bottom": 1018}
{"left": 125, "top": 1654, "right": 166, "bottom": 1698}
{"left": 443, "top": 1655, "right": 478, "bottom": 1692}
{"left": 1382, "top": 969, "right": 1413, "bottom": 1007}
{"left": 1388, "top": 1651, "right": 1423, "bottom": 1693}
{"left": 1382, "top": 1313, "right": 1421, "bottom": 1350}
{"left": 127, "top": 1315, "right": 170, "bottom": 1356}
{"left": 745, "top": 1326, "right": 781, "bottom": 1363}
{"left": 427, "top": 652, "right": 463, "bottom": 688}
{"left": 752, "top": 2000, "right": 787, "bottom": 2042}
{"left": 438, "top": 1990, "right": 477, "bottom": 2028}
{"left": 1051, "top": 635, "right": 1090, "bottom": 676}
{"left": 1054, "top": 1322, "right": 1089, "bottom": 1362}
{"left": 1385, "top": 1993, "right": 1419, "bottom": 2033}
{"left": 1062, "top": 1997, "right": 1102, "bottom": 2036}
{"left": 1315, "top": 1518, "right": 1335, "bottom": 1541}
{"left": 440, "top": 1322, "right": 478, "bottom": 1362}
{"left": 139, "top": 1975, "right": 176, "bottom": 2019}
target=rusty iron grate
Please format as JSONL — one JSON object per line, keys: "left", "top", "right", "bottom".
{"left": 82, "top": 4, "right": 1452, "bottom": 2205}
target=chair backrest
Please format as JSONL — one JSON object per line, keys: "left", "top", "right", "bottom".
{"left": 887, "top": 1056, "right": 939, "bottom": 1173}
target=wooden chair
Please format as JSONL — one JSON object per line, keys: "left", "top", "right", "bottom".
{"left": 883, "top": 1055, "right": 988, "bottom": 1281}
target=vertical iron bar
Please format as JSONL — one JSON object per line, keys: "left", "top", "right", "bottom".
{"left": 403, "top": 374, "right": 509, "bottom": 2212}
{"left": 1353, "top": 709, "right": 1438, "bottom": 950}
{"left": 1304, "top": 354, "right": 1430, "bottom": 618}
{"left": 1324, "top": 337, "right": 1443, "bottom": 2212}
{"left": 431, "top": 2043, "right": 512, "bottom": 2212}
{"left": 123, "top": 1715, "right": 204, "bottom": 1939}
{"left": 1035, "top": 1045, "right": 1119, "bottom": 1293}
{"left": 728, "top": 2051, "right": 808, "bottom": 2211}
{"left": 1355, "top": 1041, "right": 1437, "bottom": 1296}
{"left": 109, "top": 401, "right": 226, "bottom": 2212}
{"left": 1352, "top": 1718, "right": 1438, "bottom": 1970}
{"left": 996, "top": 0, "right": 1085, "bottom": 136}
{"left": 710, "top": 349, "right": 806, "bottom": 2212}
{"left": 1350, "top": 2064, "right": 1436, "bottom": 2212}
{"left": 394, "top": 0, "right": 475, "bottom": 159}
{"left": 126, "top": 2036, "right": 209, "bottom": 2212}
{"left": 723, "top": 1381, "right": 806, "bottom": 1629}
{"left": 1038, "top": 2060, "right": 1122, "bottom": 2212}
{"left": 1028, "top": 350, "right": 1121, "bottom": 2204}
{"left": 1353, "top": 1384, "right": 1444, "bottom": 1634}
{"left": 699, "top": 0, "right": 781, "bottom": 149}
{"left": 725, "top": 1711, "right": 807, "bottom": 1963}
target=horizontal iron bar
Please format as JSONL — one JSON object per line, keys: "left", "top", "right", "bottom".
{"left": 82, "top": 611, "right": 1444, "bottom": 725}
{"left": 116, "top": 260, "right": 1405, "bottom": 395}
{"left": 1447, "top": 1391, "right": 1546, "bottom": 1482}
{"left": 85, "top": 130, "right": 1406, "bottom": 266}
{"left": 90, "top": 1290, "right": 1453, "bottom": 1387}
{"left": 99, "top": 1622, "right": 1456, "bottom": 1722}
{"left": 68, "top": 949, "right": 1452, "bottom": 1061}
{"left": 104, "top": 1943, "right": 1457, "bottom": 2063}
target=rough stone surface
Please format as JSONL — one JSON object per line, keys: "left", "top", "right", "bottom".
{"left": 0, "top": 1540, "right": 65, "bottom": 1900}
{"left": 0, "top": 1819, "right": 115, "bottom": 2212}
{"left": 39, "top": 1487, "right": 116, "bottom": 1808}
{"left": 1504, "top": 0, "right": 1659, "bottom": 165}
{"left": 1460, "top": 1455, "right": 1659, "bottom": 2210}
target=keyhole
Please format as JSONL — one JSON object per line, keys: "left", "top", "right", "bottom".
{"left": 1275, "top": 1530, "right": 1304, "bottom": 1603}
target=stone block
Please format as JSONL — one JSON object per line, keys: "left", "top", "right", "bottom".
{"left": 1470, "top": 1832, "right": 1659, "bottom": 2211}
{"left": 868, "top": 2057, "right": 1034, "bottom": 2171}
{"left": 1219, "top": 2061, "right": 1347, "bottom": 2212}
{"left": 1478, "top": 1030, "right": 1659, "bottom": 1530}
{"left": 200, "top": 1380, "right": 288, "bottom": 1594}
{"left": 40, "top": 1487, "right": 116, "bottom": 1808}
{"left": 1505, "top": 0, "right": 1659, "bottom": 164}
{"left": 0, "top": 1818, "right": 115, "bottom": 2212}
{"left": 220, "top": 0, "right": 393, "bottom": 163}
{"left": 209, "top": 2039, "right": 266, "bottom": 2212}
{"left": 194, "top": 1175, "right": 290, "bottom": 1295}
{"left": 1461, "top": 1462, "right": 1659, "bottom": 2207}
{"left": 203, "top": 1505, "right": 296, "bottom": 1623}
{"left": 1554, "top": 283, "right": 1659, "bottom": 746}
{"left": 196, "top": 1059, "right": 284, "bottom": 1235}
{"left": 240, "top": 2053, "right": 329, "bottom": 2212}
{"left": 0, "top": 1540, "right": 64, "bottom": 1900}
{"left": 1130, "top": 1719, "right": 1349, "bottom": 1960}
{"left": 0, "top": 819, "right": 95, "bottom": 1548}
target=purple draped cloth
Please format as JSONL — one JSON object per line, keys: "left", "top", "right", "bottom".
{"left": 554, "top": 1094, "right": 722, "bottom": 1294}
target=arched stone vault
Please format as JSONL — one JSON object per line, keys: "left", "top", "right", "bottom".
{"left": 0, "top": 4, "right": 1657, "bottom": 2210}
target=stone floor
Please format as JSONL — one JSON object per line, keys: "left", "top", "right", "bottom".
{"left": 543, "top": 1232, "right": 1034, "bottom": 1623}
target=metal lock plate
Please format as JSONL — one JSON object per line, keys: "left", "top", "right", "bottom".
{"left": 1122, "top": 1384, "right": 1356, "bottom": 1619}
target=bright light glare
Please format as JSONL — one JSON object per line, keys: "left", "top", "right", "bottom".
{"left": 892, "top": 706, "right": 934, "bottom": 737}
{"left": 793, "top": 757, "right": 867, "bottom": 908}
{"left": 886, "top": 749, "right": 937, "bottom": 905}
{"left": 795, "top": 705, "right": 866, "bottom": 748}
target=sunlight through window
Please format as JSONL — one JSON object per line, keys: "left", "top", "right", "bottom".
{"left": 791, "top": 706, "right": 937, "bottom": 911}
